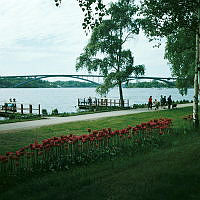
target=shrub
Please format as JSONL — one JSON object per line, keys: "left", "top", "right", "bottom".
{"left": 52, "top": 108, "right": 59, "bottom": 115}
{"left": 42, "top": 109, "right": 48, "bottom": 115}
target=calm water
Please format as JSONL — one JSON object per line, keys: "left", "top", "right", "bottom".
{"left": 0, "top": 88, "right": 194, "bottom": 113}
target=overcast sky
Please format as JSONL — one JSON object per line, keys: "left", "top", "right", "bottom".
{"left": 0, "top": 0, "right": 171, "bottom": 79}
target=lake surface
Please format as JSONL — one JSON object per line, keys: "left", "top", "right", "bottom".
{"left": 0, "top": 88, "right": 194, "bottom": 113}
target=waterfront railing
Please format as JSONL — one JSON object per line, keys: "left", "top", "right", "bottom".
{"left": 0, "top": 102, "right": 40, "bottom": 115}
{"left": 78, "top": 98, "right": 129, "bottom": 109}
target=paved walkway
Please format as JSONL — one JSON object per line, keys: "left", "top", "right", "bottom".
{"left": 0, "top": 103, "right": 193, "bottom": 133}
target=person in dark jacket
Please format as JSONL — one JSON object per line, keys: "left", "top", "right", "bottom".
{"left": 163, "top": 96, "right": 167, "bottom": 109}
{"left": 167, "top": 95, "right": 172, "bottom": 109}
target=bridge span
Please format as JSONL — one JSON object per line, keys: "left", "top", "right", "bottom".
{"left": 0, "top": 74, "right": 177, "bottom": 87}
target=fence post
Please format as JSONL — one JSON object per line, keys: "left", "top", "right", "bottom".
{"left": 101, "top": 99, "right": 103, "bottom": 106}
{"left": 29, "top": 104, "right": 32, "bottom": 114}
{"left": 38, "top": 104, "right": 41, "bottom": 115}
{"left": 21, "top": 104, "right": 23, "bottom": 114}
{"left": 13, "top": 103, "right": 17, "bottom": 112}
{"left": 5, "top": 103, "right": 8, "bottom": 113}
{"left": 95, "top": 98, "right": 97, "bottom": 106}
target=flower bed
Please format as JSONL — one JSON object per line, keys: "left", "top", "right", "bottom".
{"left": 0, "top": 118, "right": 172, "bottom": 175}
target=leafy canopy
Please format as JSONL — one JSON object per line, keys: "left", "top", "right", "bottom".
{"left": 54, "top": 0, "right": 106, "bottom": 32}
{"left": 164, "top": 28, "right": 195, "bottom": 94}
{"left": 140, "top": 0, "right": 198, "bottom": 38}
{"left": 140, "top": 0, "right": 199, "bottom": 94}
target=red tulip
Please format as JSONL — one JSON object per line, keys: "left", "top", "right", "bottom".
{"left": 87, "top": 128, "right": 91, "bottom": 133}
{"left": 93, "top": 130, "right": 98, "bottom": 135}
{"left": 108, "top": 128, "right": 112, "bottom": 132}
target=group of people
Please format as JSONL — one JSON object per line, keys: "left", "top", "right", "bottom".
{"left": 148, "top": 95, "right": 173, "bottom": 110}
{"left": 9, "top": 98, "right": 16, "bottom": 103}
{"left": 3, "top": 98, "right": 17, "bottom": 112}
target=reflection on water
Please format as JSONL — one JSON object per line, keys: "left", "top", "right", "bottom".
{"left": 0, "top": 88, "right": 194, "bottom": 113}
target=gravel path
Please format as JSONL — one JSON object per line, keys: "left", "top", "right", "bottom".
{"left": 0, "top": 103, "right": 193, "bottom": 133}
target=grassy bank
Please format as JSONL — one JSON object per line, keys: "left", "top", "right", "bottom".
{"left": 0, "top": 106, "right": 195, "bottom": 154}
{"left": 0, "top": 114, "right": 43, "bottom": 125}
{"left": 0, "top": 124, "right": 200, "bottom": 200}
{"left": 0, "top": 106, "right": 200, "bottom": 200}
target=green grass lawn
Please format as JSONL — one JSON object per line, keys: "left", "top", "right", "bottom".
{"left": 0, "top": 125, "right": 200, "bottom": 200}
{"left": 0, "top": 106, "right": 200, "bottom": 200}
{"left": 0, "top": 106, "right": 195, "bottom": 154}
{"left": 0, "top": 116, "right": 44, "bottom": 125}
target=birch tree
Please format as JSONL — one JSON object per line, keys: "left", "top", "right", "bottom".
{"left": 76, "top": 0, "right": 145, "bottom": 107}
{"left": 140, "top": 0, "right": 200, "bottom": 126}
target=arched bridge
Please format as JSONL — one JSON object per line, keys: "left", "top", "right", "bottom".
{"left": 0, "top": 74, "right": 177, "bottom": 87}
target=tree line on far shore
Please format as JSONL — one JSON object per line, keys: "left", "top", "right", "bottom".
{"left": 125, "top": 80, "right": 176, "bottom": 88}
{"left": 0, "top": 78, "right": 95, "bottom": 88}
{"left": 0, "top": 77, "right": 179, "bottom": 88}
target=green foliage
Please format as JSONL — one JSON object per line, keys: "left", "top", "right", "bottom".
{"left": 76, "top": 0, "right": 145, "bottom": 102}
{"left": 1, "top": 114, "right": 200, "bottom": 199}
{"left": 53, "top": 80, "right": 96, "bottom": 88}
{"left": 54, "top": 0, "right": 106, "bottom": 32}
{"left": 0, "top": 106, "right": 197, "bottom": 154}
{"left": 140, "top": 0, "right": 198, "bottom": 38}
{"left": 42, "top": 109, "right": 48, "bottom": 116}
{"left": 0, "top": 78, "right": 53, "bottom": 88}
{"left": 126, "top": 80, "right": 176, "bottom": 88}
{"left": 51, "top": 108, "right": 59, "bottom": 115}
{"left": 140, "top": 0, "right": 198, "bottom": 93}
{"left": 0, "top": 78, "right": 96, "bottom": 88}
{"left": 0, "top": 118, "right": 172, "bottom": 176}
{"left": 0, "top": 114, "right": 42, "bottom": 124}
{"left": 164, "top": 28, "right": 195, "bottom": 94}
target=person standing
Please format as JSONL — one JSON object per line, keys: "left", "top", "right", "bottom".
{"left": 167, "top": 95, "right": 172, "bottom": 109}
{"left": 88, "top": 96, "right": 92, "bottom": 106}
{"left": 153, "top": 99, "right": 159, "bottom": 110}
{"left": 160, "top": 95, "right": 164, "bottom": 109}
{"left": 148, "top": 96, "right": 153, "bottom": 110}
{"left": 13, "top": 98, "right": 17, "bottom": 112}
{"left": 163, "top": 96, "right": 167, "bottom": 109}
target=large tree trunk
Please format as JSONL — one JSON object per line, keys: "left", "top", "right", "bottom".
{"left": 118, "top": 81, "right": 124, "bottom": 108}
{"left": 193, "top": 4, "right": 200, "bottom": 127}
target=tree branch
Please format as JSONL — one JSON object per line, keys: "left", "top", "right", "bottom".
{"left": 122, "top": 32, "right": 133, "bottom": 45}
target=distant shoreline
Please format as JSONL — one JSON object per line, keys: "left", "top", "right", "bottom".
{"left": 0, "top": 78, "right": 182, "bottom": 88}
{"left": 0, "top": 86, "right": 193, "bottom": 89}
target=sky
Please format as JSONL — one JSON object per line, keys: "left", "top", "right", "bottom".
{"left": 0, "top": 0, "right": 171, "bottom": 80}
